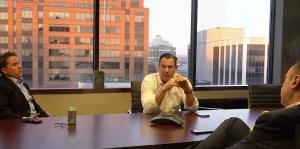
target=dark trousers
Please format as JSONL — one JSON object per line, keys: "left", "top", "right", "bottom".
{"left": 187, "top": 117, "right": 250, "bottom": 149}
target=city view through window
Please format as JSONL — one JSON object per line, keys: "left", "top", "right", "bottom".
{"left": 0, "top": 0, "right": 270, "bottom": 89}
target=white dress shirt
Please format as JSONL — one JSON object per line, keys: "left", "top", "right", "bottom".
{"left": 141, "top": 73, "right": 199, "bottom": 113}
{"left": 8, "top": 77, "right": 37, "bottom": 115}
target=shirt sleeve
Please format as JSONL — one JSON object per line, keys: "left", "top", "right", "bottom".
{"left": 182, "top": 81, "right": 199, "bottom": 112}
{"left": 141, "top": 75, "right": 160, "bottom": 113}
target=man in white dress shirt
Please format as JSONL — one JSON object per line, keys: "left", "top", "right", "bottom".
{"left": 141, "top": 53, "right": 198, "bottom": 113}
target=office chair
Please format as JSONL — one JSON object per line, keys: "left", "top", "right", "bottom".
{"left": 129, "top": 81, "right": 143, "bottom": 113}
{"left": 248, "top": 84, "right": 284, "bottom": 109}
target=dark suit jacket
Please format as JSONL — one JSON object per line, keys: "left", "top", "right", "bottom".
{"left": 229, "top": 105, "right": 300, "bottom": 149}
{"left": 0, "top": 75, "right": 48, "bottom": 119}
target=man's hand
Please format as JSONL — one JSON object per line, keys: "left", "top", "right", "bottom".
{"left": 174, "top": 76, "right": 193, "bottom": 93}
{"left": 163, "top": 77, "right": 180, "bottom": 91}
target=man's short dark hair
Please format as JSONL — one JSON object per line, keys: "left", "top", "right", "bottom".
{"left": 159, "top": 53, "right": 177, "bottom": 66}
{"left": 0, "top": 52, "right": 17, "bottom": 74}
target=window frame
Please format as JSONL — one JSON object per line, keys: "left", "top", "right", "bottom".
{"left": 31, "top": 0, "right": 275, "bottom": 92}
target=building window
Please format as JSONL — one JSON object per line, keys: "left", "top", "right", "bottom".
{"left": 74, "top": 25, "right": 92, "bottom": 33}
{"left": 100, "top": 62, "right": 120, "bottom": 69}
{"left": 0, "top": 36, "right": 8, "bottom": 43}
{"left": 49, "top": 61, "right": 69, "bottom": 69}
{"left": 49, "top": 73, "right": 70, "bottom": 81}
{"left": 100, "top": 26, "right": 120, "bottom": 34}
{"left": 100, "top": 38, "right": 120, "bottom": 46}
{"left": 0, "top": 12, "right": 7, "bottom": 20}
{"left": 135, "top": 13, "right": 144, "bottom": 22}
{"left": 22, "top": 23, "right": 32, "bottom": 31}
{"left": 75, "top": 13, "right": 93, "bottom": 21}
{"left": 0, "top": 0, "right": 7, "bottom": 8}
{"left": 48, "top": 2, "right": 68, "bottom": 7}
{"left": 100, "top": 50, "right": 120, "bottom": 57}
{"left": 49, "top": 48, "right": 70, "bottom": 56}
{"left": 22, "top": 8, "right": 32, "bottom": 18}
{"left": 0, "top": 24, "right": 8, "bottom": 32}
{"left": 22, "top": 36, "right": 32, "bottom": 43}
{"left": 75, "top": 37, "right": 92, "bottom": 45}
{"left": 76, "top": 74, "right": 92, "bottom": 82}
{"left": 101, "top": 14, "right": 121, "bottom": 22}
{"left": 75, "top": 49, "right": 91, "bottom": 57}
{"left": 49, "top": 36, "right": 69, "bottom": 44}
{"left": 22, "top": 61, "right": 32, "bottom": 68}
{"left": 22, "top": 49, "right": 32, "bottom": 56}
{"left": 49, "top": 11, "right": 70, "bottom": 19}
{"left": 49, "top": 25, "right": 70, "bottom": 32}
{"left": 75, "top": 62, "right": 93, "bottom": 69}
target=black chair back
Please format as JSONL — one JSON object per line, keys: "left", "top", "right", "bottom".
{"left": 130, "top": 81, "right": 143, "bottom": 113}
{"left": 248, "top": 84, "right": 284, "bottom": 109}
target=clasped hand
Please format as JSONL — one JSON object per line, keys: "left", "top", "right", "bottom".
{"left": 164, "top": 75, "right": 192, "bottom": 92}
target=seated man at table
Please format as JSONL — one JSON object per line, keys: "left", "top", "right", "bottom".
{"left": 188, "top": 61, "right": 300, "bottom": 149}
{"left": 0, "top": 52, "right": 50, "bottom": 119}
{"left": 141, "top": 53, "right": 198, "bottom": 113}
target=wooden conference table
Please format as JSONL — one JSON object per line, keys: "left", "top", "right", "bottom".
{"left": 0, "top": 109, "right": 264, "bottom": 149}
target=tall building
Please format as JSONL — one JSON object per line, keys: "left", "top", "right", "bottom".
{"left": 196, "top": 27, "right": 268, "bottom": 85}
{"left": 148, "top": 34, "right": 176, "bottom": 73}
{"left": 0, "top": 0, "right": 148, "bottom": 88}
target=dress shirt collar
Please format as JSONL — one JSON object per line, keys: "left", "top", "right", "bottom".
{"left": 7, "top": 76, "right": 22, "bottom": 84}
{"left": 286, "top": 101, "right": 300, "bottom": 108}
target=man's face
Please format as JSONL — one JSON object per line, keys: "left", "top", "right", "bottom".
{"left": 1, "top": 56, "right": 22, "bottom": 79}
{"left": 158, "top": 57, "right": 178, "bottom": 83}
{"left": 280, "top": 66, "right": 296, "bottom": 107}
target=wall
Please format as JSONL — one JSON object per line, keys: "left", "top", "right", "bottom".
{"left": 34, "top": 90, "right": 249, "bottom": 116}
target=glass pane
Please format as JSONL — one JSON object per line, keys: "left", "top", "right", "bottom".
{"left": 1, "top": 0, "right": 94, "bottom": 88}
{"left": 145, "top": 0, "right": 191, "bottom": 78}
{"left": 196, "top": 0, "right": 271, "bottom": 86}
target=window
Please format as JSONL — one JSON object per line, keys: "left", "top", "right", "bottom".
{"left": 75, "top": 37, "right": 92, "bottom": 45}
{"left": 100, "top": 50, "right": 120, "bottom": 57}
{"left": 100, "top": 62, "right": 120, "bottom": 69}
{"left": 135, "top": 13, "right": 144, "bottom": 22}
{"left": 0, "top": 36, "right": 8, "bottom": 43}
{"left": 22, "top": 36, "right": 32, "bottom": 43}
{"left": 75, "top": 49, "right": 91, "bottom": 57}
{"left": 195, "top": 0, "right": 271, "bottom": 86}
{"left": 22, "top": 49, "right": 32, "bottom": 56}
{"left": 22, "top": 61, "right": 32, "bottom": 68}
{"left": 49, "top": 73, "right": 70, "bottom": 81}
{"left": 49, "top": 49, "right": 70, "bottom": 56}
{"left": 22, "top": 8, "right": 32, "bottom": 18}
{"left": 2, "top": 0, "right": 149, "bottom": 89}
{"left": 100, "top": 14, "right": 121, "bottom": 22}
{"left": 144, "top": 0, "right": 190, "bottom": 79}
{"left": 49, "top": 25, "right": 69, "bottom": 32}
{"left": 75, "top": 62, "right": 93, "bottom": 69}
{"left": 22, "top": 23, "right": 32, "bottom": 31}
{"left": 49, "top": 11, "right": 70, "bottom": 19}
{"left": 49, "top": 36, "right": 69, "bottom": 44}
{"left": 49, "top": 61, "right": 69, "bottom": 69}
{"left": 74, "top": 26, "right": 93, "bottom": 33}
{"left": 0, "top": 12, "right": 7, "bottom": 20}
{"left": 0, "top": 24, "right": 8, "bottom": 32}
{"left": 100, "top": 26, "right": 120, "bottom": 34}
{"left": 48, "top": 2, "right": 68, "bottom": 7}
{"left": 75, "top": 13, "right": 93, "bottom": 21}
{"left": 76, "top": 74, "right": 92, "bottom": 82}
{"left": 0, "top": 0, "right": 7, "bottom": 8}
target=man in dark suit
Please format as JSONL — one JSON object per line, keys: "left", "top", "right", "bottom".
{"left": 0, "top": 52, "right": 49, "bottom": 119}
{"left": 189, "top": 61, "right": 300, "bottom": 149}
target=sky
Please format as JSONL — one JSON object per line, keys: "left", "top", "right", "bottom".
{"left": 144, "top": 0, "right": 271, "bottom": 56}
